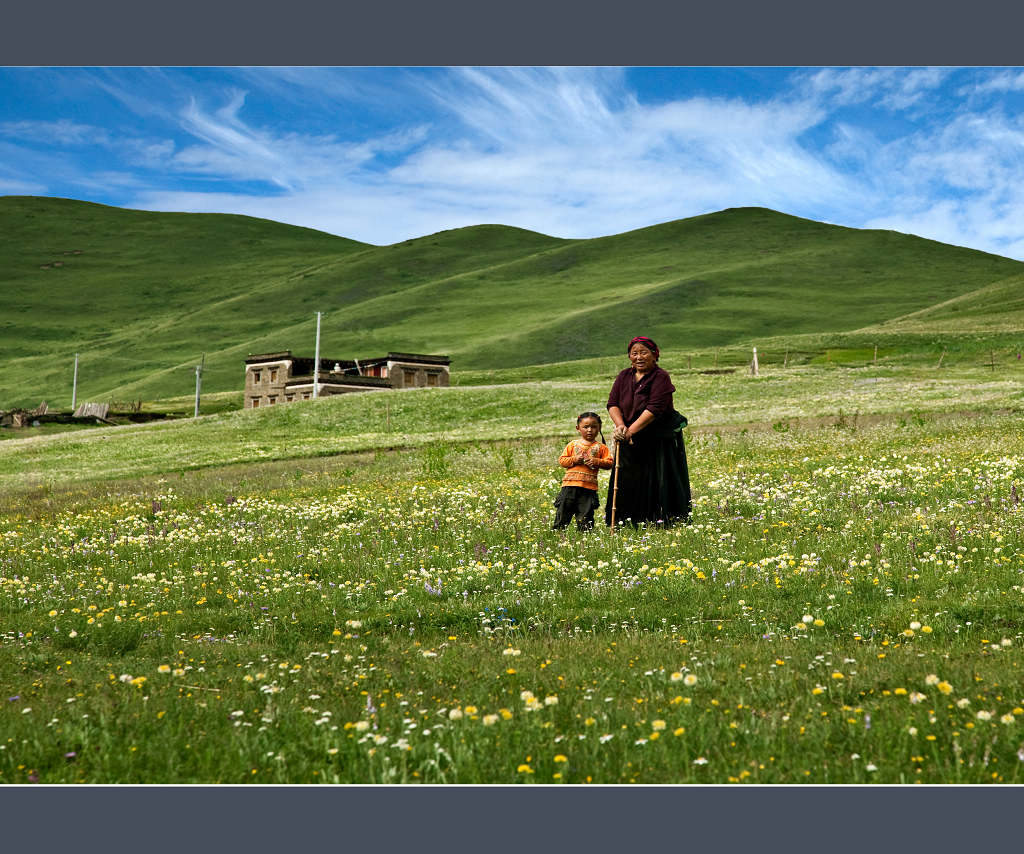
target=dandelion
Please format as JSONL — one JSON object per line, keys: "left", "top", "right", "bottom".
{"left": 464, "top": 705, "right": 478, "bottom": 715}
{"left": 517, "top": 764, "right": 533, "bottom": 774}
{"left": 651, "top": 719, "right": 667, "bottom": 731}
{"left": 673, "top": 727, "right": 685, "bottom": 736}
{"left": 554, "top": 755, "right": 568, "bottom": 763}
{"left": 499, "top": 708, "right": 513, "bottom": 721}
{"left": 937, "top": 681, "right": 953, "bottom": 695}
{"left": 831, "top": 672, "right": 844, "bottom": 680}
{"left": 584, "top": 717, "right": 596, "bottom": 727}
{"left": 683, "top": 673, "right": 698, "bottom": 687}
{"left": 921, "top": 626, "right": 933, "bottom": 634}
{"left": 813, "top": 619, "right": 825, "bottom": 627}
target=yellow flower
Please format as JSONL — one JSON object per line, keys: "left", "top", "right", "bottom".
{"left": 157, "top": 664, "right": 171, "bottom": 674}
{"left": 673, "top": 727, "right": 685, "bottom": 736}
{"left": 649, "top": 731, "right": 660, "bottom": 741}
{"left": 937, "top": 681, "right": 953, "bottom": 694}
{"left": 921, "top": 626, "right": 933, "bottom": 634}
{"left": 894, "top": 688, "right": 908, "bottom": 696}
{"left": 813, "top": 619, "right": 825, "bottom": 627}
{"left": 651, "top": 719, "right": 667, "bottom": 731}
{"left": 464, "top": 705, "right": 478, "bottom": 715}
{"left": 517, "top": 764, "right": 534, "bottom": 774}
{"left": 584, "top": 717, "right": 596, "bottom": 727}
{"left": 499, "top": 708, "right": 513, "bottom": 720}
{"left": 670, "top": 672, "right": 683, "bottom": 682}
{"left": 831, "top": 672, "right": 844, "bottom": 680}
{"left": 554, "top": 755, "right": 568, "bottom": 763}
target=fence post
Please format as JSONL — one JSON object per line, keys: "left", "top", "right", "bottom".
{"left": 751, "top": 346, "right": 759, "bottom": 376}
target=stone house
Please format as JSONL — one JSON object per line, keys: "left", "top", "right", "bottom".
{"left": 244, "top": 351, "right": 451, "bottom": 409}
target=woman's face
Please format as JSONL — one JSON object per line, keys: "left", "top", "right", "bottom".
{"left": 629, "top": 344, "right": 655, "bottom": 373}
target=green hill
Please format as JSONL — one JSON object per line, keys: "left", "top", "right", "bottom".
{"left": 2, "top": 196, "right": 1023, "bottom": 408}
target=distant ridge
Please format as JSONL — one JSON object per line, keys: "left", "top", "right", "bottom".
{"left": 2, "top": 196, "right": 1022, "bottom": 407}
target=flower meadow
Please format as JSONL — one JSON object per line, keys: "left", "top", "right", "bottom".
{"left": 2, "top": 406, "right": 1024, "bottom": 783}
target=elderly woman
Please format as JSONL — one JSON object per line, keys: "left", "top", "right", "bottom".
{"left": 606, "top": 336, "right": 692, "bottom": 527}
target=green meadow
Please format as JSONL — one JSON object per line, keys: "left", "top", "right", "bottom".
{"left": 2, "top": 198, "right": 1023, "bottom": 783}
{"left": 2, "top": 353, "right": 1023, "bottom": 783}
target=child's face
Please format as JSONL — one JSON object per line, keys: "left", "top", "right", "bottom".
{"left": 576, "top": 417, "right": 600, "bottom": 442}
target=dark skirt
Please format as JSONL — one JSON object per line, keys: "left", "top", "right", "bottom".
{"left": 605, "top": 417, "right": 692, "bottom": 527}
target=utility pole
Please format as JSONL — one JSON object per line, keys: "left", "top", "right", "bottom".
{"left": 313, "top": 311, "right": 322, "bottom": 398}
{"left": 72, "top": 352, "right": 79, "bottom": 411}
{"left": 193, "top": 353, "right": 205, "bottom": 418}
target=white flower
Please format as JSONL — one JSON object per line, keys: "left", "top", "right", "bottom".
{"left": 976, "top": 710, "right": 993, "bottom": 721}
{"left": 909, "top": 621, "right": 922, "bottom": 631}
{"left": 544, "top": 695, "right": 558, "bottom": 706}
{"left": 956, "top": 698, "right": 971, "bottom": 708}
{"left": 909, "top": 692, "right": 927, "bottom": 704}
{"left": 802, "top": 615, "right": 814, "bottom": 624}
{"left": 670, "top": 672, "right": 683, "bottom": 682}
{"left": 448, "top": 708, "right": 463, "bottom": 720}
{"left": 866, "top": 763, "right": 878, "bottom": 772}
{"left": 908, "top": 726, "right": 918, "bottom": 736}
{"left": 1001, "top": 638, "right": 1013, "bottom": 647}
{"left": 1001, "top": 713, "right": 1016, "bottom": 725}
{"left": 924, "top": 674, "right": 939, "bottom": 686}
{"left": 683, "top": 673, "right": 698, "bottom": 687}
{"left": 354, "top": 720, "right": 371, "bottom": 732}
{"left": 692, "top": 757, "right": 708, "bottom": 765}
{"left": 599, "top": 734, "right": 615, "bottom": 744}
{"left": 482, "top": 714, "right": 499, "bottom": 726}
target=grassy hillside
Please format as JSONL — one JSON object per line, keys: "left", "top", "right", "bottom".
{"left": 2, "top": 196, "right": 1023, "bottom": 408}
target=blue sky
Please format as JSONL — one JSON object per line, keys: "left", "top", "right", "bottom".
{"left": 3, "top": 66, "right": 1024, "bottom": 258}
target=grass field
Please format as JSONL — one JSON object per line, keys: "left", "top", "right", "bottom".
{"left": 2, "top": 357, "right": 1023, "bottom": 783}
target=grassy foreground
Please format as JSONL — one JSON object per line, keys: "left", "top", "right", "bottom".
{"left": 2, "top": 363, "right": 1023, "bottom": 783}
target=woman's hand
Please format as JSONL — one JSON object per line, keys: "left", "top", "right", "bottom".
{"left": 612, "top": 424, "right": 630, "bottom": 443}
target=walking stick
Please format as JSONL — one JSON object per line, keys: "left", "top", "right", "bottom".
{"left": 610, "top": 438, "right": 621, "bottom": 534}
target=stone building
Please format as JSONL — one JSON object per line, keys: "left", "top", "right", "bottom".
{"left": 244, "top": 351, "right": 451, "bottom": 409}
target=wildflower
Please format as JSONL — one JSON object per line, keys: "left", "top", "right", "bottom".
{"left": 157, "top": 664, "right": 171, "bottom": 674}
{"left": 956, "top": 698, "right": 971, "bottom": 708}
{"left": 464, "top": 705, "right": 478, "bottom": 715}
{"left": 693, "top": 757, "right": 708, "bottom": 765}
{"left": 683, "top": 673, "right": 698, "bottom": 687}
{"left": 924, "top": 674, "right": 939, "bottom": 686}
{"left": 812, "top": 685, "right": 825, "bottom": 695}
{"left": 937, "top": 681, "right": 953, "bottom": 695}
{"left": 903, "top": 629, "right": 915, "bottom": 637}
{"left": 651, "top": 719, "right": 667, "bottom": 731}
{"left": 976, "top": 710, "right": 993, "bottom": 721}
{"left": 584, "top": 717, "right": 596, "bottom": 727}
{"left": 1001, "top": 713, "right": 1016, "bottom": 725}
{"left": 813, "top": 619, "right": 825, "bottom": 627}
{"left": 421, "top": 650, "right": 437, "bottom": 658}
{"left": 327, "top": 748, "right": 339, "bottom": 755}
{"left": 1001, "top": 638, "right": 1013, "bottom": 647}
{"left": 673, "top": 727, "right": 685, "bottom": 736}
{"left": 499, "top": 708, "right": 513, "bottom": 721}
{"left": 894, "top": 688, "right": 908, "bottom": 696}
{"left": 554, "top": 755, "right": 568, "bottom": 763}
{"left": 449, "top": 708, "right": 463, "bottom": 721}
{"left": 502, "top": 648, "right": 521, "bottom": 656}
{"left": 831, "top": 672, "right": 844, "bottom": 680}
{"left": 520, "top": 690, "right": 535, "bottom": 702}
{"left": 599, "top": 734, "right": 614, "bottom": 744}
{"left": 909, "top": 621, "right": 922, "bottom": 631}
{"left": 173, "top": 668, "right": 185, "bottom": 677}
{"left": 345, "top": 620, "right": 362, "bottom": 629}
{"left": 921, "top": 626, "right": 933, "bottom": 633}
{"left": 802, "top": 615, "right": 813, "bottom": 624}
{"left": 517, "top": 764, "right": 533, "bottom": 774}
{"left": 482, "top": 714, "right": 498, "bottom": 726}
{"left": 544, "top": 695, "right": 558, "bottom": 706}
{"left": 909, "top": 692, "right": 926, "bottom": 704}
{"left": 866, "top": 764, "right": 878, "bottom": 772}
{"left": 354, "top": 721, "right": 371, "bottom": 732}
{"left": 908, "top": 727, "right": 918, "bottom": 736}
{"left": 68, "top": 630, "right": 77, "bottom": 638}
{"left": 670, "top": 672, "right": 683, "bottom": 682}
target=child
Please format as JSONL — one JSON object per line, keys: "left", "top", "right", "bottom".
{"left": 553, "top": 412, "right": 615, "bottom": 531}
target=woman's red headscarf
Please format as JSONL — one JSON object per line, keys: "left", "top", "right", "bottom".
{"left": 628, "top": 336, "right": 659, "bottom": 360}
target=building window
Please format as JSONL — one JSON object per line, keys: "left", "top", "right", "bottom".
{"left": 270, "top": 369, "right": 278, "bottom": 382}
{"left": 252, "top": 398, "right": 260, "bottom": 408}
{"left": 404, "top": 369, "right": 417, "bottom": 385}
{"left": 286, "top": 395, "right": 294, "bottom": 402}
{"left": 253, "top": 370, "right": 262, "bottom": 383}
{"left": 268, "top": 396, "right": 277, "bottom": 405}
{"left": 427, "top": 372, "right": 439, "bottom": 387}
{"left": 303, "top": 393, "right": 311, "bottom": 400}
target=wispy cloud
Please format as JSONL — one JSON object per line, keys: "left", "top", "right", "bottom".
{"left": 4, "top": 67, "right": 1024, "bottom": 258}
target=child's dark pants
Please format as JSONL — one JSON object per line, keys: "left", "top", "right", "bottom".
{"left": 552, "top": 486, "right": 600, "bottom": 531}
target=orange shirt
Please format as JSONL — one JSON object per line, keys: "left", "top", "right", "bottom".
{"left": 558, "top": 439, "right": 614, "bottom": 490}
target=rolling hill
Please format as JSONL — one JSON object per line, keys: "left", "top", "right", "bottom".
{"left": 2, "top": 195, "right": 1023, "bottom": 408}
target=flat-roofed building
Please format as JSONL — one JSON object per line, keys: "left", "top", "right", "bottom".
{"left": 244, "top": 351, "right": 451, "bottom": 409}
